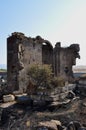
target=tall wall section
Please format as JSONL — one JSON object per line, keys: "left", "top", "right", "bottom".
{"left": 7, "top": 32, "right": 53, "bottom": 92}
{"left": 54, "top": 43, "right": 80, "bottom": 82}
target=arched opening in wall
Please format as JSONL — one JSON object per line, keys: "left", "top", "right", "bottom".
{"left": 42, "top": 40, "right": 53, "bottom": 66}
{"left": 42, "top": 43, "right": 47, "bottom": 46}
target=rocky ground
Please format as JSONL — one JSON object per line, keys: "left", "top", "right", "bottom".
{"left": 0, "top": 83, "right": 86, "bottom": 130}
{"left": 0, "top": 96, "right": 86, "bottom": 130}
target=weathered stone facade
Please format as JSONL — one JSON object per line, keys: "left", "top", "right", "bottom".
{"left": 7, "top": 32, "right": 80, "bottom": 92}
{"left": 54, "top": 42, "right": 80, "bottom": 81}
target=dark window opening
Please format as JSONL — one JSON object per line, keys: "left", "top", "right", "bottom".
{"left": 33, "top": 43, "right": 35, "bottom": 49}
{"left": 64, "top": 66, "right": 69, "bottom": 74}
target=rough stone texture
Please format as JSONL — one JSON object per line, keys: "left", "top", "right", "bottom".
{"left": 54, "top": 42, "right": 80, "bottom": 82}
{"left": 0, "top": 96, "right": 86, "bottom": 129}
{"left": 7, "top": 32, "right": 80, "bottom": 92}
{"left": 3, "top": 94, "right": 15, "bottom": 103}
{"left": 37, "top": 120, "right": 59, "bottom": 130}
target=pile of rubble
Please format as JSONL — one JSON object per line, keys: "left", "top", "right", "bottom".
{"left": 0, "top": 83, "right": 86, "bottom": 129}
{"left": 0, "top": 102, "right": 86, "bottom": 130}
{"left": 36, "top": 120, "right": 86, "bottom": 130}
{"left": 0, "top": 84, "right": 76, "bottom": 107}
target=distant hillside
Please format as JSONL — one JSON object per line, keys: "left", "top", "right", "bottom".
{"left": 0, "top": 69, "right": 7, "bottom": 72}
{"left": 73, "top": 65, "right": 86, "bottom": 73}
{"left": 0, "top": 64, "right": 7, "bottom": 69}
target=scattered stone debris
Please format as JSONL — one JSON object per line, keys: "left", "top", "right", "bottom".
{"left": 0, "top": 91, "right": 86, "bottom": 130}
{"left": 3, "top": 94, "right": 15, "bottom": 103}
{"left": 37, "top": 120, "right": 59, "bottom": 130}
{"left": 66, "top": 91, "right": 75, "bottom": 99}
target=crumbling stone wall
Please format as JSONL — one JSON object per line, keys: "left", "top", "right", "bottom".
{"left": 7, "top": 32, "right": 80, "bottom": 92}
{"left": 54, "top": 42, "right": 80, "bottom": 82}
{"left": 7, "top": 32, "right": 53, "bottom": 92}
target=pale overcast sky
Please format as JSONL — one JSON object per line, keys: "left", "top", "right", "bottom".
{"left": 0, "top": 0, "right": 86, "bottom": 66}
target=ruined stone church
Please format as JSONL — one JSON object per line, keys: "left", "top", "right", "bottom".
{"left": 7, "top": 32, "right": 80, "bottom": 92}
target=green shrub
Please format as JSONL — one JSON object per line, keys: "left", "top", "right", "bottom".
{"left": 26, "top": 64, "right": 65, "bottom": 94}
{"left": 27, "top": 64, "right": 53, "bottom": 90}
{"left": 51, "top": 76, "right": 65, "bottom": 87}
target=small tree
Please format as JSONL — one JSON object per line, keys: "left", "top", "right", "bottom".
{"left": 27, "top": 64, "right": 53, "bottom": 93}
{"left": 26, "top": 64, "right": 65, "bottom": 94}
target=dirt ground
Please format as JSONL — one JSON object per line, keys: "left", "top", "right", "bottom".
{"left": 0, "top": 97, "right": 86, "bottom": 130}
